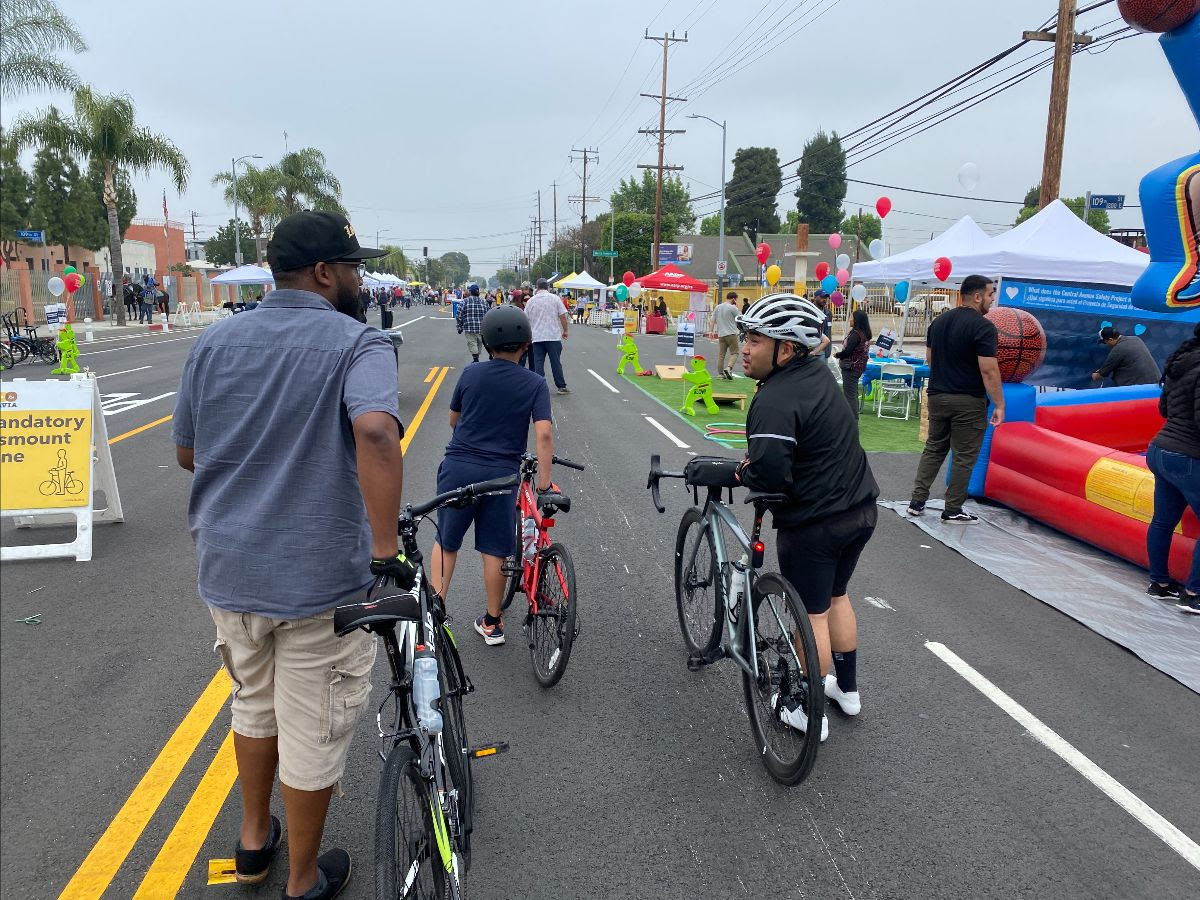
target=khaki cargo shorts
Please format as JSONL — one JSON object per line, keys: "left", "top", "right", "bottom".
{"left": 210, "top": 607, "right": 376, "bottom": 792}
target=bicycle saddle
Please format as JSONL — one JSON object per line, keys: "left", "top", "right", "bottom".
{"left": 333, "top": 584, "right": 421, "bottom": 636}
{"left": 538, "top": 492, "right": 570, "bottom": 514}
{"left": 744, "top": 491, "right": 788, "bottom": 507}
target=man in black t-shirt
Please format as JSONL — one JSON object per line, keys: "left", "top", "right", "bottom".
{"left": 908, "top": 275, "right": 1005, "bottom": 523}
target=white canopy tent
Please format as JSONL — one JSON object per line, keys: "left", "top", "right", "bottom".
{"left": 557, "top": 270, "right": 607, "bottom": 290}
{"left": 945, "top": 199, "right": 1150, "bottom": 287}
{"left": 211, "top": 264, "right": 275, "bottom": 285}
{"left": 851, "top": 216, "right": 992, "bottom": 284}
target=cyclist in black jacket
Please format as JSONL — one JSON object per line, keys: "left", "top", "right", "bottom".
{"left": 735, "top": 293, "right": 879, "bottom": 742}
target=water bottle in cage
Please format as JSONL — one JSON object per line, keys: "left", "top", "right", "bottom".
{"left": 522, "top": 517, "right": 538, "bottom": 561}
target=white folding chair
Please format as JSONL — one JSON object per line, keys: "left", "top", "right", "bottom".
{"left": 876, "top": 362, "right": 916, "bottom": 420}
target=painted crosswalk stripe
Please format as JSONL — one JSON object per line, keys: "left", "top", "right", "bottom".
{"left": 96, "top": 366, "right": 153, "bottom": 379}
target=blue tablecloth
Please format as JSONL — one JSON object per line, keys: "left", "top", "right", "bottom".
{"left": 862, "top": 360, "right": 930, "bottom": 389}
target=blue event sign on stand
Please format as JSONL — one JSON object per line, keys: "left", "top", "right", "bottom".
{"left": 999, "top": 278, "right": 1199, "bottom": 389}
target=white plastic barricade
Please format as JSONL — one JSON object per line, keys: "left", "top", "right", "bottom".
{"left": 0, "top": 373, "right": 125, "bottom": 561}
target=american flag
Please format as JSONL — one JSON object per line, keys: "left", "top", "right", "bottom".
{"left": 162, "top": 191, "right": 169, "bottom": 236}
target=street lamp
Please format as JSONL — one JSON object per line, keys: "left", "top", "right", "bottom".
{"left": 687, "top": 114, "right": 727, "bottom": 291}
{"left": 231, "top": 154, "right": 262, "bottom": 266}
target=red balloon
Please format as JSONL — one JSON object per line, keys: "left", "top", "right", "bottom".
{"left": 933, "top": 256, "right": 953, "bottom": 281}
{"left": 755, "top": 242, "right": 771, "bottom": 265}
{"left": 64, "top": 272, "right": 83, "bottom": 293}
{"left": 875, "top": 196, "right": 892, "bottom": 219}
{"left": 622, "top": 270, "right": 635, "bottom": 287}
{"left": 814, "top": 261, "right": 830, "bottom": 280}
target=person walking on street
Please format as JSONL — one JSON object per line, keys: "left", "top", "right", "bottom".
{"left": 834, "top": 309, "right": 872, "bottom": 417}
{"left": 1092, "top": 325, "right": 1162, "bottom": 386}
{"left": 173, "top": 211, "right": 414, "bottom": 900}
{"left": 122, "top": 276, "right": 138, "bottom": 321}
{"left": 907, "top": 274, "right": 1005, "bottom": 523}
{"left": 138, "top": 276, "right": 155, "bottom": 324}
{"left": 713, "top": 291, "right": 741, "bottom": 379}
{"left": 811, "top": 290, "right": 833, "bottom": 358}
{"left": 456, "top": 283, "right": 488, "bottom": 362}
{"left": 1144, "top": 323, "right": 1200, "bottom": 612}
{"left": 525, "top": 277, "right": 571, "bottom": 393}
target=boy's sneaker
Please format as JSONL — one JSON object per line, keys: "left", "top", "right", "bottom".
{"left": 941, "top": 510, "right": 978, "bottom": 523}
{"left": 1147, "top": 581, "right": 1183, "bottom": 600}
{"left": 1177, "top": 594, "right": 1200, "bottom": 615}
{"left": 474, "top": 615, "right": 505, "bottom": 645}
{"left": 906, "top": 500, "right": 925, "bottom": 517}
{"left": 557, "top": 386, "right": 572, "bottom": 395}
{"left": 771, "top": 692, "right": 828, "bottom": 742}
{"left": 823, "top": 674, "right": 861, "bottom": 716}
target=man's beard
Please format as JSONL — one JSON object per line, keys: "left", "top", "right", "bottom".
{"left": 334, "top": 277, "right": 361, "bottom": 319}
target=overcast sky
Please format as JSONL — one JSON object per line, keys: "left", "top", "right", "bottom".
{"left": 6, "top": 0, "right": 1196, "bottom": 276}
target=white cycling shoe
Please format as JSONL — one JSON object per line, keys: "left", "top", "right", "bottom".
{"left": 771, "top": 692, "right": 828, "bottom": 742}
{"left": 824, "top": 674, "right": 861, "bottom": 716}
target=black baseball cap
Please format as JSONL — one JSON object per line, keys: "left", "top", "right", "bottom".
{"left": 1098, "top": 326, "right": 1119, "bottom": 342}
{"left": 267, "top": 210, "right": 384, "bottom": 272}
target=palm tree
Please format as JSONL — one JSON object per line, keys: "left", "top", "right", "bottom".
{"left": 211, "top": 164, "right": 282, "bottom": 264}
{"left": 269, "top": 148, "right": 344, "bottom": 215}
{"left": 8, "top": 87, "right": 189, "bottom": 324}
{"left": 0, "top": 0, "right": 87, "bottom": 99}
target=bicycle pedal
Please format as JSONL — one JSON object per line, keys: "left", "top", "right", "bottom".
{"left": 469, "top": 741, "right": 509, "bottom": 760}
{"left": 686, "top": 654, "right": 705, "bottom": 672}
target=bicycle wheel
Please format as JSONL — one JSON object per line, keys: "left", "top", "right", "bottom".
{"left": 500, "top": 514, "right": 523, "bottom": 612}
{"left": 39, "top": 480, "right": 57, "bottom": 496}
{"left": 64, "top": 476, "right": 84, "bottom": 496}
{"left": 673, "top": 507, "right": 723, "bottom": 656}
{"left": 528, "top": 542, "right": 577, "bottom": 688}
{"left": 741, "top": 572, "right": 823, "bottom": 786}
{"left": 9, "top": 341, "right": 30, "bottom": 365}
{"left": 375, "top": 743, "right": 445, "bottom": 900}
{"left": 0, "top": 344, "right": 12, "bottom": 371}
{"left": 438, "top": 624, "right": 472, "bottom": 864}
{"left": 33, "top": 340, "right": 59, "bottom": 364}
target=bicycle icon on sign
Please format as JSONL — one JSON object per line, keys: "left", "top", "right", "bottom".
{"left": 38, "top": 450, "right": 84, "bottom": 497}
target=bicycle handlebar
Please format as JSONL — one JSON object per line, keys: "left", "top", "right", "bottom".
{"left": 402, "top": 474, "right": 520, "bottom": 525}
{"left": 552, "top": 455, "right": 585, "bottom": 472}
{"left": 646, "top": 454, "right": 685, "bottom": 514}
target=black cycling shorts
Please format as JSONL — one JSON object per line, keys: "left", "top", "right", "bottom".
{"left": 775, "top": 501, "right": 876, "bottom": 615}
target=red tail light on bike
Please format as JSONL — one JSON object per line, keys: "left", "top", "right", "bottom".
{"left": 751, "top": 541, "right": 765, "bottom": 568}
{"left": 542, "top": 518, "right": 555, "bottom": 528}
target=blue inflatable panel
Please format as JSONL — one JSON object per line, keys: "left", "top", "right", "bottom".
{"left": 966, "top": 384, "right": 1035, "bottom": 498}
{"left": 1036, "top": 384, "right": 1161, "bottom": 406}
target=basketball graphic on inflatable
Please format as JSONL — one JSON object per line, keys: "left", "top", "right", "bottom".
{"left": 986, "top": 307, "right": 1047, "bottom": 383}
{"left": 1117, "top": 0, "right": 1200, "bottom": 33}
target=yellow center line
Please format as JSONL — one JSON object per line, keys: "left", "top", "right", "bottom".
{"left": 108, "top": 414, "right": 173, "bottom": 445}
{"left": 57, "top": 670, "right": 231, "bottom": 900}
{"left": 401, "top": 366, "right": 451, "bottom": 454}
{"left": 132, "top": 730, "right": 239, "bottom": 899}
{"left": 423, "top": 366, "right": 436, "bottom": 384}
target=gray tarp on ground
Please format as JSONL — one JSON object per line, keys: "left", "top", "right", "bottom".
{"left": 881, "top": 499, "right": 1200, "bottom": 694}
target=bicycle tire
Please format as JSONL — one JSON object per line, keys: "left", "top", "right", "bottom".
{"left": 438, "top": 623, "right": 472, "bottom": 865}
{"left": 375, "top": 743, "right": 446, "bottom": 900}
{"left": 741, "top": 572, "right": 823, "bottom": 786}
{"left": 500, "top": 514, "right": 523, "bottom": 612}
{"left": 0, "top": 344, "right": 12, "bottom": 371}
{"left": 9, "top": 341, "right": 30, "bottom": 365}
{"left": 673, "top": 507, "right": 723, "bottom": 656}
{"left": 33, "top": 341, "right": 59, "bottom": 364}
{"left": 528, "top": 542, "right": 577, "bottom": 688}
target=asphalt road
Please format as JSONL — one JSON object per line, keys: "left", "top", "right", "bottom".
{"left": 2, "top": 310, "right": 1198, "bottom": 899}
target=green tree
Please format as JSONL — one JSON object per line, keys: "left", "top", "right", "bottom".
{"left": 725, "top": 147, "right": 782, "bottom": 238}
{"left": 204, "top": 219, "right": 252, "bottom": 267}
{"left": 373, "top": 245, "right": 408, "bottom": 278}
{"left": 77, "top": 158, "right": 136, "bottom": 251}
{"left": 699, "top": 214, "right": 722, "bottom": 236}
{"left": 269, "top": 148, "right": 343, "bottom": 215}
{"left": 494, "top": 268, "right": 518, "bottom": 289}
{"left": 0, "top": 137, "right": 34, "bottom": 265}
{"left": 423, "top": 257, "right": 447, "bottom": 287}
{"left": 439, "top": 251, "right": 470, "bottom": 286}
{"left": 211, "top": 164, "right": 282, "bottom": 263}
{"left": 8, "top": 86, "right": 190, "bottom": 324}
{"left": 592, "top": 210, "right": 666, "bottom": 277}
{"left": 467, "top": 274, "right": 488, "bottom": 288}
{"left": 0, "top": 0, "right": 86, "bottom": 99}
{"left": 610, "top": 170, "right": 695, "bottom": 231}
{"left": 1015, "top": 185, "right": 1110, "bottom": 233}
{"left": 29, "top": 138, "right": 92, "bottom": 262}
{"left": 794, "top": 131, "right": 846, "bottom": 233}
{"left": 840, "top": 211, "right": 882, "bottom": 245}
{"left": 779, "top": 210, "right": 799, "bottom": 234}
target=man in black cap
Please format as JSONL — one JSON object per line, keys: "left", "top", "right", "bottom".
{"left": 174, "top": 210, "right": 415, "bottom": 899}
{"left": 1092, "top": 325, "right": 1161, "bottom": 386}
{"left": 811, "top": 290, "right": 833, "bottom": 358}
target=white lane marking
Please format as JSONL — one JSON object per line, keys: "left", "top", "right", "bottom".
{"left": 393, "top": 316, "right": 424, "bottom": 328}
{"left": 96, "top": 366, "right": 152, "bottom": 379}
{"left": 926, "top": 641, "right": 1200, "bottom": 873}
{"left": 865, "top": 596, "right": 895, "bottom": 610}
{"left": 80, "top": 335, "right": 200, "bottom": 356}
{"left": 100, "top": 391, "right": 176, "bottom": 416}
{"left": 643, "top": 415, "right": 690, "bottom": 449}
{"left": 586, "top": 369, "right": 621, "bottom": 393}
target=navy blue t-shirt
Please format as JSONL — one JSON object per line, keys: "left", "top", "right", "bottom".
{"left": 445, "top": 359, "right": 553, "bottom": 468}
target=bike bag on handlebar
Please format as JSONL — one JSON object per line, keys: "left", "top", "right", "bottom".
{"left": 683, "top": 455, "right": 741, "bottom": 489}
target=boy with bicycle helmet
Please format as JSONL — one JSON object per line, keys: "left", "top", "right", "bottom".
{"left": 431, "top": 305, "right": 556, "bottom": 645}
{"left": 735, "top": 293, "right": 879, "bottom": 741}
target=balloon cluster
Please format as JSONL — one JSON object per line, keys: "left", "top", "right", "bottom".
{"left": 46, "top": 265, "right": 86, "bottom": 298}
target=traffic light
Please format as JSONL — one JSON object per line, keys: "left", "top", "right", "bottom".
{"left": 423, "top": 246, "right": 428, "bottom": 258}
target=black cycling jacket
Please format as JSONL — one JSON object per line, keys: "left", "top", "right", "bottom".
{"left": 741, "top": 353, "right": 879, "bottom": 529}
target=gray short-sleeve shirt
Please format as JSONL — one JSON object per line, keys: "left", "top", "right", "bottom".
{"left": 173, "top": 289, "right": 402, "bottom": 619}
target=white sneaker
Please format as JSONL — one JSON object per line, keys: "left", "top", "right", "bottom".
{"left": 771, "top": 692, "right": 828, "bottom": 742}
{"left": 824, "top": 674, "right": 861, "bottom": 716}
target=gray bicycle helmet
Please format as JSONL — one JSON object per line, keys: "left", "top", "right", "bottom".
{"left": 735, "top": 293, "right": 825, "bottom": 351}
{"left": 480, "top": 305, "right": 531, "bottom": 351}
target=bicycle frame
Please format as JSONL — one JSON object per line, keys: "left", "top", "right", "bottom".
{"left": 514, "top": 474, "right": 566, "bottom": 613}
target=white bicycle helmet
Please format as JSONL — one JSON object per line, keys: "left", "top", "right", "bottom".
{"left": 735, "top": 293, "right": 825, "bottom": 351}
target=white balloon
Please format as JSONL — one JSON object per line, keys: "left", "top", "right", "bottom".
{"left": 628, "top": 282, "right": 642, "bottom": 298}
{"left": 850, "top": 284, "right": 867, "bottom": 303}
{"left": 868, "top": 239, "right": 885, "bottom": 259}
{"left": 957, "top": 162, "right": 980, "bottom": 192}
{"left": 835, "top": 253, "right": 851, "bottom": 271}
{"left": 47, "top": 276, "right": 65, "bottom": 297}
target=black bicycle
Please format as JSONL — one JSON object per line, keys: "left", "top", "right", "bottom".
{"left": 2, "top": 312, "right": 60, "bottom": 366}
{"left": 334, "top": 475, "right": 514, "bottom": 899}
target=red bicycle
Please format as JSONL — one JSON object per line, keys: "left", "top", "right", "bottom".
{"left": 501, "top": 452, "right": 585, "bottom": 687}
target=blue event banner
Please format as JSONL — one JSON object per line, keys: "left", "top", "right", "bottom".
{"left": 1000, "top": 278, "right": 1200, "bottom": 323}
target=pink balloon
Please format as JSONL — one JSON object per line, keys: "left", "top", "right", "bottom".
{"left": 828, "top": 233, "right": 842, "bottom": 250}
{"left": 835, "top": 268, "right": 850, "bottom": 286}
{"left": 831, "top": 291, "right": 845, "bottom": 308}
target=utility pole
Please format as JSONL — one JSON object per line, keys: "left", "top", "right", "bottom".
{"left": 552, "top": 181, "right": 559, "bottom": 274}
{"left": 1024, "top": 0, "right": 1093, "bottom": 209}
{"left": 569, "top": 148, "right": 600, "bottom": 270}
{"left": 638, "top": 30, "right": 687, "bottom": 269}
{"left": 537, "top": 190, "right": 543, "bottom": 261}
{"left": 189, "top": 211, "right": 200, "bottom": 260}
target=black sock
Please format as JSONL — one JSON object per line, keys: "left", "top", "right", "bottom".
{"left": 833, "top": 650, "right": 857, "bottom": 692}
{"left": 471, "top": 354, "right": 479, "bottom": 362}
{"left": 484, "top": 613, "right": 501, "bottom": 626}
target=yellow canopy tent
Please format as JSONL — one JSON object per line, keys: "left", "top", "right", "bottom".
{"left": 552, "top": 272, "right": 578, "bottom": 290}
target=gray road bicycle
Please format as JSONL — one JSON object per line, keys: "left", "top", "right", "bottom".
{"left": 647, "top": 454, "right": 823, "bottom": 785}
